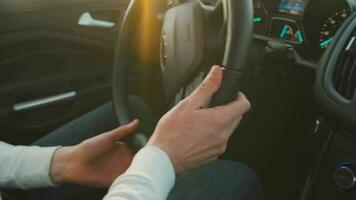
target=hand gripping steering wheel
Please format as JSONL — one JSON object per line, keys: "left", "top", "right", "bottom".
{"left": 113, "top": 0, "right": 253, "bottom": 151}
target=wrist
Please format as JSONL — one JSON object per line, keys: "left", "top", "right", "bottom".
{"left": 50, "top": 146, "right": 74, "bottom": 185}
{"left": 147, "top": 141, "right": 180, "bottom": 173}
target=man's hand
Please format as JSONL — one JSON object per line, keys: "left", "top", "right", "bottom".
{"left": 148, "top": 65, "right": 251, "bottom": 174}
{"left": 50, "top": 120, "right": 139, "bottom": 188}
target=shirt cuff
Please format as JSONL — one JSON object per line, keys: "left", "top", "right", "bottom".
{"left": 13, "top": 146, "right": 59, "bottom": 189}
{"left": 120, "top": 145, "right": 176, "bottom": 199}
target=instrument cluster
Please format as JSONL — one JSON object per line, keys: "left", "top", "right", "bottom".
{"left": 253, "top": 0, "right": 354, "bottom": 61}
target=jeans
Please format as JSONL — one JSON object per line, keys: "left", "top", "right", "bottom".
{"left": 6, "top": 102, "right": 264, "bottom": 200}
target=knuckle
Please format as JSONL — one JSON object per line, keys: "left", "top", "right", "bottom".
{"left": 219, "top": 145, "right": 228, "bottom": 154}
{"left": 178, "top": 99, "right": 189, "bottom": 108}
{"left": 208, "top": 73, "right": 219, "bottom": 84}
{"left": 216, "top": 136, "right": 228, "bottom": 146}
{"left": 236, "top": 99, "right": 251, "bottom": 113}
{"left": 199, "top": 75, "right": 218, "bottom": 92}
{"left": 198, "top": 82, "right": 211, "bottom": 92}
{"left": 244, "top": 99, "right": 252, "bottom": 110}
{"left": 240, "top": 98, "right": 251, "bottom": 109}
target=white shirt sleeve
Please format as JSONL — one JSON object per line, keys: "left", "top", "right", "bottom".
{"left": 0, "top": 141, "right": 59, "bottom": 190}
{"left": 104, "top": 145, "right": 176, "bottom": 200}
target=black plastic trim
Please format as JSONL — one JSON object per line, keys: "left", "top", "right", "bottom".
{"left": 316, "top": 12, "right": 356, "bottom": 128}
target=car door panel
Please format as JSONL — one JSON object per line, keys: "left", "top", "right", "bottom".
{"left": 0, "top": 0, "right": 129, "bottom": 144}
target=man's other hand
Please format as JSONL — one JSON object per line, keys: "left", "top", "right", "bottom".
{"left": 148, "top": 65, "right": 251, "bottom": 174}
{"left": 50, "top": 120, "right": 139, "bottom": 188}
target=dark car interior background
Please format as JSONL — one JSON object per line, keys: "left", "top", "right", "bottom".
{"left": 0, "top": 0, "right": 356, "bottom": 200}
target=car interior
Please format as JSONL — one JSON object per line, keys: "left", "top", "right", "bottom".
{"left": 0, "top": 0, "right": 356, "bottom": 200}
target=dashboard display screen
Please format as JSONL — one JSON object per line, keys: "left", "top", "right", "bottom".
{"left": 278, "top": 0, "right": 306, "bottom": 15}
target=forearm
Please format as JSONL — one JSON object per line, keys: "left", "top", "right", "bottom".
{"left": 0, "top": 142, "right": 59, "bottom": 189}
{"left": 104, "top": 146, "right": 175, "bottom": 200}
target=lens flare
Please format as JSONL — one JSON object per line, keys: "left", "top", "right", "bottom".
{"left": 137, "top": 0, "right": 164, "bottom": 63}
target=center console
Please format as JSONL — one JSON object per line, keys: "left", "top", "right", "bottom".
{"left": 311, "top": 129, "right": 356, "bottom": 200}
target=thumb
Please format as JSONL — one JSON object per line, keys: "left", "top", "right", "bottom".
{"left": 107, "top": 119, "right": 140, "bottom": 141}
{"left": 188, "top": 65, "right": 223, "bottom": 108}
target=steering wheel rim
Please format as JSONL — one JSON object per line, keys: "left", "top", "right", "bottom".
{"left": 113, "top": 0, "right": 253, "bottom": 151}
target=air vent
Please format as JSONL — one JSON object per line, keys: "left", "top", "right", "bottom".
{"left": 333, "top": 36, "right": 356, "bottom": 100}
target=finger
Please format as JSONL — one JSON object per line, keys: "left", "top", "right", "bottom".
{"left": 225, "top": 92, "right": 251, "bottom": 116}
{"left": 107, "top": 119, "right": 140, "bottom": 141}
{"left": 209, "top": 92, "right": 251, "bottom": 121}
{"left": 225, "top": 116, "right": 243, "bottom": 137}
{"left": 187, "top": 65, "right": 223, "bottom": 108}
{"left": 231, "top": 115, "right": 243, "bottom": 129}
{"left": 115, "top": 141, "right": 134, "bottom": 154}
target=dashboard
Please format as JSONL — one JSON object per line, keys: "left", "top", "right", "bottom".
{"left": 253, "top": 0, "right": 354, "bottom": 62}
{"left": 175, "top": 0, "right": 356, "bottom": 64}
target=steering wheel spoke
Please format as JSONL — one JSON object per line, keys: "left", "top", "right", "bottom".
{"left": 172, "top": 71, "right": 206, "bottom": 106}
{"left": 160, "top": 2, "right": 206, "bottom": 101}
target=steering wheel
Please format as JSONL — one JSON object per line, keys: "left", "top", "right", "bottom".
{"left": 113, "top": 0, "right": 253, "bottom": 151}
{"left": 316, "top": 12, "right": 356, "bottom": 129}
